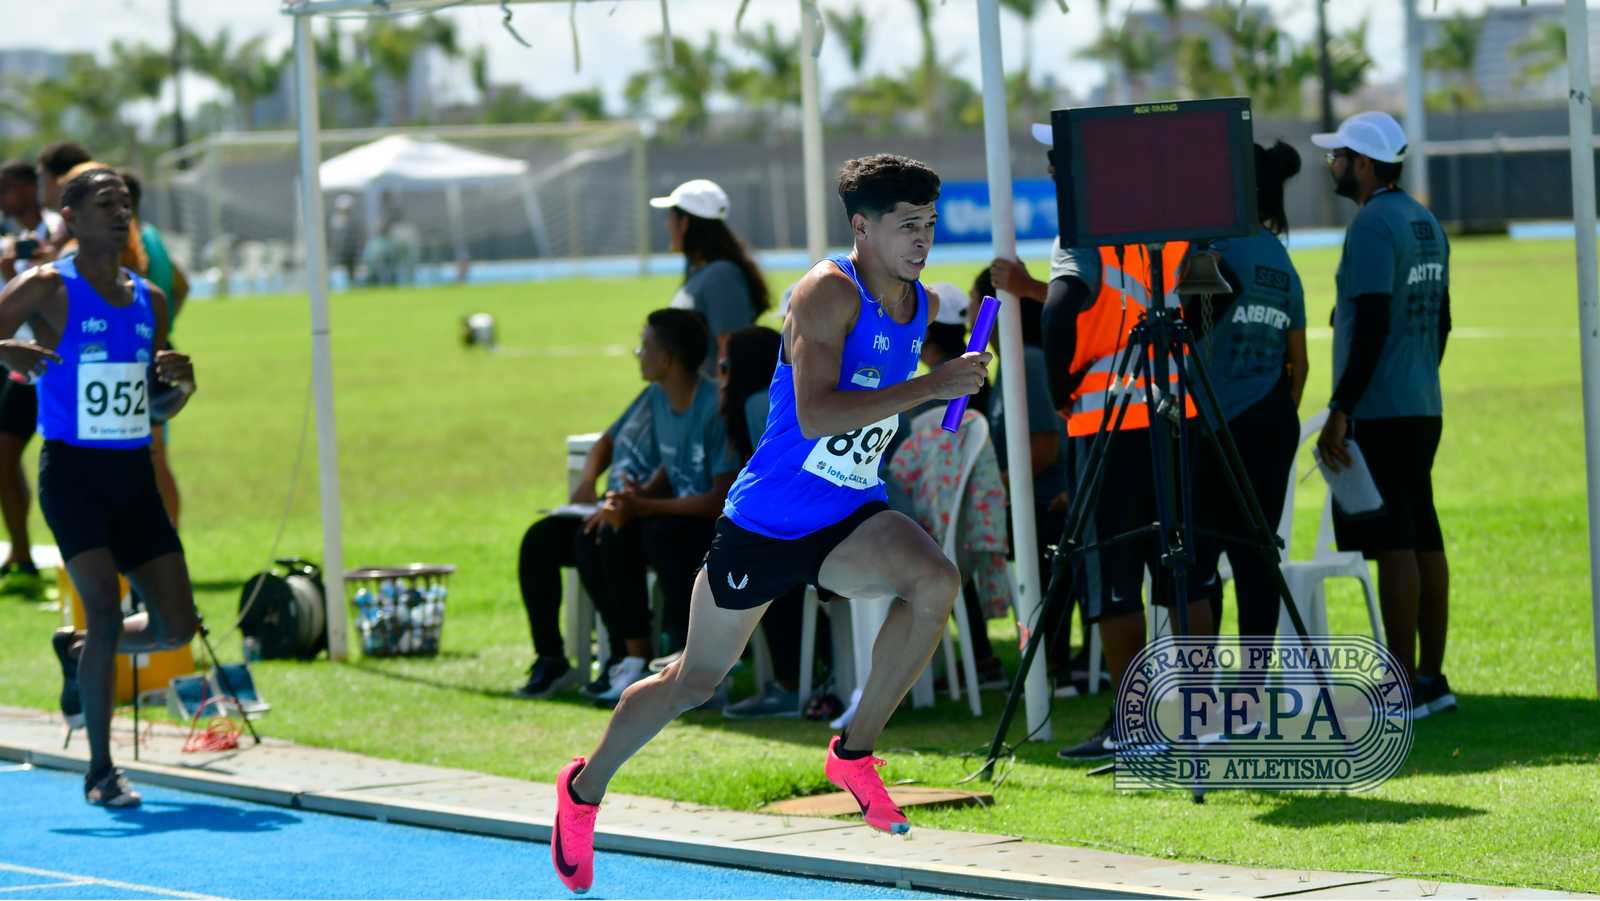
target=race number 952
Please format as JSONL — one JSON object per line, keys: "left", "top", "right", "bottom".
{"left": 84, "top": 378, "right": 147, "bottom": 418}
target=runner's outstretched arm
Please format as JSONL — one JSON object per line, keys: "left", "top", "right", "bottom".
{"left": 0, "top": 267, "right": 63, "bottom": 375}
{"left": 789, "top": 265, "right": 988, "bottom": 440}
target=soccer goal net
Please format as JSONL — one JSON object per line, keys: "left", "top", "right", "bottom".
{"left": 150, "top": 120, "right": 647, "bottom": 295}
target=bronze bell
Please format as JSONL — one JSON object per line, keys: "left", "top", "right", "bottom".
{"left": 1176, "top": 249, "right": 1233, "bottom": 296}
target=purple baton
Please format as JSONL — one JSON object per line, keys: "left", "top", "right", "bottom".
{"left": 941, "top": 294, "right": 1000, "bottom": 433}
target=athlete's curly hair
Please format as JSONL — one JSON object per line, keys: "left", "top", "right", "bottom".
{"left": 836, "top": 154, "right": 940, "bottom": 223}
{"left": 59, "top": 167, "right": 122, "bottom": 212}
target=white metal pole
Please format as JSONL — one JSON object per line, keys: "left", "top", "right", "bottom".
{"left": 1403, "top": 0, "right": 1428, "bottom": 204}
{"left": 1563, "top": 0, "right": 1600, "bottom": 697}
{"left": 976, "top": 0, "right": 1049, "bottom": 741}
{"left": 294, "top": 13, "right": 348, "bottom": 661}
{"left": 799, "top": 0, "right": 828, "bottom": 264}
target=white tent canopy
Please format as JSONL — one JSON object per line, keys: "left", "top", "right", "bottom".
{"left": 319, "top": 134, "right": 551, "bottom": 258}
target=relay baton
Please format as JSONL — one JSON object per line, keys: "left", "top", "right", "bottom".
{"left": 941, "top": 294, "right": 1000, "bottom": 432}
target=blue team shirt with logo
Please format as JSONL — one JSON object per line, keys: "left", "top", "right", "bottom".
{"left": 37, "top": 258, "right": 157, "bottom": 449}
{"left": 724, "top": 255, "right": 928, "bottom": 540}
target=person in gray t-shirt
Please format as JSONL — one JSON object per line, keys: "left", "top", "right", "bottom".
{"left": 1312, "top": 111, "right": 1455, "bottom": 714}
{"left": 584, "top": 308, "right": 742, "bottom": 699}
{"left": 654, "top": 179, "right": 772, "bottom": 378}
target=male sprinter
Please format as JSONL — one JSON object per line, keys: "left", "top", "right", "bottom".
{"left": 0, "top": 168, "right": 196, "bottom": 807}
{"left": 550, "top": 154, "right": 990, "bottom": 893}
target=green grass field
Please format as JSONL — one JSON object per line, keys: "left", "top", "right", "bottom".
{"left": 1, "top": 236, "right": 1596, "bottom": 891}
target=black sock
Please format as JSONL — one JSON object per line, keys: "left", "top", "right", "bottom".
{"left": 835, "top": 738, "right": 873, "bottom": 761}
{"left": 567, "top": 763, "right": 598, "bottom": 806}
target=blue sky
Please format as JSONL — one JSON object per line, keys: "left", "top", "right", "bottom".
{"left": 5, "top": 0, "right": 1532, "bottom": 121}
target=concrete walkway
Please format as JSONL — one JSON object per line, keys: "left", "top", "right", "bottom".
{"left": 0, "top": 707, "right": 1581, "bottom": 900}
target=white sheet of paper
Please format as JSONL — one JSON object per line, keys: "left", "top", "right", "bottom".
{"left": 1313, "top": 440, "right": 1385, "bottom": 517}
{"left": 541, "top": 503, "right": 599, "bottom": 518}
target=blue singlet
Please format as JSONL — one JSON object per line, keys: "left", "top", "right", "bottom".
{"left": 724, "top": 255, "right": 928, "bottom": 540}
{"left": 36, "top": 258, "right": 157, "bottom": 450}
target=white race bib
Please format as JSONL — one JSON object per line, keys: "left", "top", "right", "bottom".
{"left": 802, "top": 414, "right": 898, "bottom": 489}
{"left": 78, "top": 362, "right": 150, "bottom": 442}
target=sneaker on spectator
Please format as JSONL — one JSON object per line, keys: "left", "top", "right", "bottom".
{"left": 0, "top": 562, "right": 43, "bottom": 597}
{"left": 1415, "top": 674, "right": 1457, "bottom": 715}
{"left": 723, "top": 681, "right": 801, "bottom": 719}
{"left": 593, "top": 656, "right": 648, "bottom": 705}
{"left": 515, "top": 657, "right": 580, "bottom": 699}
{"left": 580, "top": 655, "right": 623, "bottom": 698}
{"left": 1057, "top": 716, "right": 1116, "bottom": 761}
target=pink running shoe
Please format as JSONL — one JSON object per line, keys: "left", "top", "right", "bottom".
{"left": 552, "top": 757, "right": 598, "bottom": 893}
{"left": 824, "top": 736, "right": 909, "bottom": 834}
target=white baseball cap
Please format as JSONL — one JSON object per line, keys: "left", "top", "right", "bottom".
{"left": 1031, "top": 123, "right": 1053, "bottom": 146}
{"left": 928, "top": 282, "right": 969, "bottom": 326}
{"left": 649, "top": 178, "right": 730, "bottom": 220}
{"left": 1311, "top": 111, "right": 1408, "bottom": 164}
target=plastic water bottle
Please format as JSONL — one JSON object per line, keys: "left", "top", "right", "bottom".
{"left": 242, "top": 637, "right": 262, "bottom": 662}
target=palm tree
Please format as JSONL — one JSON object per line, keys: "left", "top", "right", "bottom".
{"left": 726, "top": 23, "right": 801, "bottom": 137}
{"left": 1424, "top": 11, "right": 1485, "bottom": 111}
{"left": 824, "top": 5, "right": 870, "bottom": 79}
{"left": 361, "top": 14, "right": 460, "bottom": 125}
{"left": 999, "top": 0, "right": 1050, "bottom": 123}
{"left": 624, "top": 34, "right": 724, "bottom": 142}
{"left": 1512, "top": 17, "right": 1566, "bottom": 87}
{"left": 1077, "top": 26, "right": 1161, "bottom": 103}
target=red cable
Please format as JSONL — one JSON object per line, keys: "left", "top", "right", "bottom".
{"left": 181, "top": 694, "right": 242, "bottom": 753}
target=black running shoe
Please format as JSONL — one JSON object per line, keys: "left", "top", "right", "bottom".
{"left": 579, "top": 655, "right": 623, "bottom": 698}
{"left": 1057, "top": 716, "right": 1116, "bottom": 761}
{"left": 1415, "top": 674, "right": 1458, "bottom": 715}
{"left": 51, "top": 629, "right": 83, "bottom": 730}
{"left": 514, "top": 657, "right": 580, "bottom": 699}
{"left": 84, "top": 768, "right": 141, "bottom": 808}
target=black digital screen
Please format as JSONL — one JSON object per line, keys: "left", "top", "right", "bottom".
{"left": 1052, "top": 98, "right": 1258, "bottom": 247}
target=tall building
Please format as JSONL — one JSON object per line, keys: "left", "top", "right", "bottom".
{"left": 0, "top": 48, "right": 71, "bottom": 138}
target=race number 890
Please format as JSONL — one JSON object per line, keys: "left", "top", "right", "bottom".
{"left": 803, "top": 413, "right": 899, "bottom": 489}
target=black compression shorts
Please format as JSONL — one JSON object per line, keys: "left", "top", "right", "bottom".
{"left": 1333, "top": 416, "right": 1444, "bottom": 556}
{"left": 0, "top": 379, "right": 37, "bottom": 441}
{"left": 703, "top": 501, "right": 888, "bottom": 610}
{"left": 39, "top": 440, "right": 182, "bottom": 571}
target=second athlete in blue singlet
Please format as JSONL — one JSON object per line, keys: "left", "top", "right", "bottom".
{"left": 0, "top": 168, "right": 197, "bottom": 811}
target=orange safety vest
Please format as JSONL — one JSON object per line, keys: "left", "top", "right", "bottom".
{"left": 1063, "top": 242, "right": 1198, "bottom": 438}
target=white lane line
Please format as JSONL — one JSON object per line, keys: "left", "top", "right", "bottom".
{"left": 0, "top": 881, "right": 93, "bottom": 892}
{"left": 0, "top": 864, "right": 225, "bottom": 900}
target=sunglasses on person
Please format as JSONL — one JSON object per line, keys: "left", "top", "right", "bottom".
{"left": 1325, "top": 149, "right": 1354, "bottom": 167}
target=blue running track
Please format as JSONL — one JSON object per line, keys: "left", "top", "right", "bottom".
{"left": 0, "top": 766, "right": 964, "bottom": 900}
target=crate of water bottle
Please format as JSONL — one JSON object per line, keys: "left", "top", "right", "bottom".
{"left": 345, "top": 564, "right": 457, "bottom": 657}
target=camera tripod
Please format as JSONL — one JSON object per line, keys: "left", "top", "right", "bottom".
{"left": 979, "top": 242, "right": 1314, "bottom": 782}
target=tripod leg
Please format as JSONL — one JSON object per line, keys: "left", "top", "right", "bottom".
{"left": 981, "top": 346, "right": 1148, "bottom": 779}
{"left": 131, "top": 659, "right": 138, "bottom": 761}
{"left": 197, "top": 615, "right": 261, "bottom": 745}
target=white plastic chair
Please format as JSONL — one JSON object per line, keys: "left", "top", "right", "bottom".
{"left": 799, "top": 410, "right": 990, "bottom": 723}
